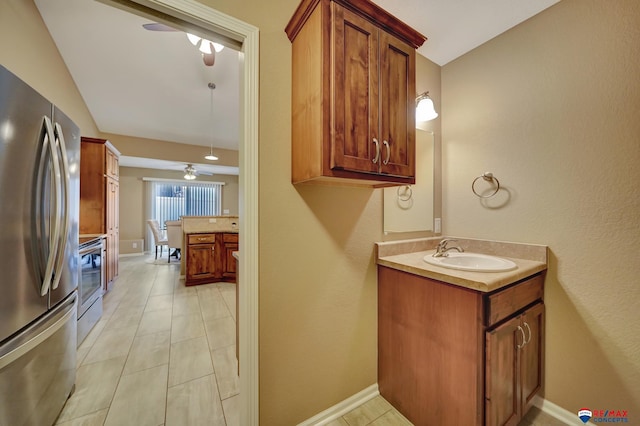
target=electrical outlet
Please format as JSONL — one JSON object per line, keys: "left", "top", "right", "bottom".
{"left": 132, "top": 242, "right": 137, "bottom": 249}
{"left": 434, "top": 218, "right": 441, "bottom": 233}
{"left": 223, "top": 209, "right": 230, "bottom": 215}
{"left": 209, "top": 218, "right": 217, "bottom": 223}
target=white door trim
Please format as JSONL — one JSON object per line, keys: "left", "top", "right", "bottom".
{"left": 98, "top": 1, "right": 259, "bottom": 423}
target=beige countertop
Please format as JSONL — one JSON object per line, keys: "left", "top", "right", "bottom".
{"left": 376, "top": 237, "right": 548, "bottom": 293}
{"left": 184, "top": 229, "right": 239, "bottom": 235}
{"left": 181, "top": 215, "right": 239, "bottom": 234}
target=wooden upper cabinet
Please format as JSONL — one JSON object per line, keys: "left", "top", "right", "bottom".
{"left": 286, "top": 0, "right": 425, "bottom": 187}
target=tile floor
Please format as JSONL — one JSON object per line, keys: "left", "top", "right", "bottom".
{"left": 57, "top": 254, "right": 568, "bottom": 426}
{"left": 56, "top": 254, "right": 238, "bottom": 426}
{"left": 331, "top": 396, "right": 569, "bottom": 426}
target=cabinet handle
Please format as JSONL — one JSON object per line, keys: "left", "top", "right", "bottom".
{"left": 523, "top": 322, "right": 532, "bottom": 345}
{"left": 372, "top": 138, "right": 380, "bottom": 164}
{"left": 516, "top": 325, "right": 526, "bottom": 349}
{"left": 382, "top": 140, "right": 390, "bottom": 165}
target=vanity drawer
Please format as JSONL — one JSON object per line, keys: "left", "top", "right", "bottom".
{"left": 188, "top": 234, "right": 216, "bottom": 244}
{"left": 485, "top": 274, "right": 544, "bottom": 326}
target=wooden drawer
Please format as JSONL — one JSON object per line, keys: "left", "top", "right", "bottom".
{"left": 485, "top": 274, "right": 544, "bottom": 327}
{"left": 223, "top": 233, "right": 238, "bottom": 243}
{"left": 188, "top": 234, "right": 216, "bottom": 244}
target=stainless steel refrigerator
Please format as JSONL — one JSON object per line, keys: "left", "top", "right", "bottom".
{"left": 0, "top": 65, "right": 79, "bottom": 425}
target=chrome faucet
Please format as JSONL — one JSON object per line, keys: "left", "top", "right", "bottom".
{"left": 433, "top": 239, "right": 464, "bottom": 257}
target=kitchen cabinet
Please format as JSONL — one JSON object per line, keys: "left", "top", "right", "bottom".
{"left": 80, "top": 137, "right": 120, "bottom": 291}
{"left": 378, "top": 267, "right": 545, "bottom": 426}
{"left": 186, "top": 233, "right": 238, "bottom": 286}
{"left": 285, "top": 0, "right": 426, "bottom": 187}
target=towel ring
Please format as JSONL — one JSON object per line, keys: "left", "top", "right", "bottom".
{"left": 397, "top": 185, "right": 412, "bottom": 201}
{"left": 472, "top": 172, "right": 500, "bottom": 198}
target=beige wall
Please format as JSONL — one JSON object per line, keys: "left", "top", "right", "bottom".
{"left": 442, "top": 0, "right": 640, "bottom": 418}
{"left": 196, "top": 1, "right": 442, "bottom": 423}
{"left": 119, "top": 166, "right": 239, "bottom": 244}
{"left": 0, "top": 0, "right": 100, "bottom": 137}
{"left": 104, "top": 132, "right": 239, "bottom": 167}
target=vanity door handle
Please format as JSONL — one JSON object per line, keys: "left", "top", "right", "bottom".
{"left": 382, "top": 140, "right": 390, "bottom": 165}
{"left": 516, "top": 325, "right": 526, "bottom": 349}
{"left": 372, "top": 138, "right": 380, "bottom": 164}
{"left": 523, "top": 322, "right": 532, "bottom": 345}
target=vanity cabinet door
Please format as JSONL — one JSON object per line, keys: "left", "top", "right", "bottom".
{"left": 486, "top": 316, "right": 521, "bottom": 426}
{"left": 521, "top": 303, "right": 544, "bottom": 414}
{"left": 485, "top": 302, "right": 545, "bottom": 426}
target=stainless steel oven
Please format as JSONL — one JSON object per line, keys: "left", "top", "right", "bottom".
{"left": 77, "top": 236, "right": 104, "bottom": 345}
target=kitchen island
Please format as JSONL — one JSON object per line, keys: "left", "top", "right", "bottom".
{"left": 181, "top": 216, "right": 239, "bottom": 286}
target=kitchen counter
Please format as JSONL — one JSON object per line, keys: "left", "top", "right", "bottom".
{"left": 376, "top": 237, "right": 548, "bottom": 292}
{"left": 181, "top": 215, "right": 239, "bottom": 234}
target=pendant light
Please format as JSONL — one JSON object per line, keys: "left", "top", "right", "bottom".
{"left": 416, "top": 91, "right": 438, "bottom": 122}
{"left": 204, "top": 82, "right": 219, "bottom": 161}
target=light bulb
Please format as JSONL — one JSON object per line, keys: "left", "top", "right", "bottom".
{"left": 199, "top": 40, "right": 213, "bottom": 54}
{"left": 186, "top": 33, "right": 201, "bottom": 46}
{"left": 416, "top": 97, "right": 438, "bottom": 122}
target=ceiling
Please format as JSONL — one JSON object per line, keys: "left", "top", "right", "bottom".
{"left": 35, "top": 0, "right": 559, "bottom": 172}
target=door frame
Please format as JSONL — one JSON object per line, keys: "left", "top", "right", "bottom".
{"left": 98, "top": 1, "right": 259, "bottom": 423}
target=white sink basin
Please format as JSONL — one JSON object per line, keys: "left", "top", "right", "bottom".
{"left": 423, "top": 252, "right": 517, "bottom": 272}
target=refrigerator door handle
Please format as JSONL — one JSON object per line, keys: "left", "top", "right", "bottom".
{"left": 51, "top": 123, "right": 70, "bottom": 291}
{"left": 0, "top": 292, "right": 76, "bottom": 369}
{"left": 39, "top": 116, "right": 62, "bottom": 297}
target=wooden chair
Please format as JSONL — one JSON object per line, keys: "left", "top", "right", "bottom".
{"left": 147, "top": 220, "right": 168, "bottom": 259}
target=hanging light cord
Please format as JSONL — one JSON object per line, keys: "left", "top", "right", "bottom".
{"left": 205, "top": 82, "right": 218, "bottom": 160}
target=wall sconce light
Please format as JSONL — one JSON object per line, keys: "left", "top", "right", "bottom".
{"left": 184, "top": 164, "right": 197, "bottom": 180}
{"left": 416, "top": 91, "right": 438, "bottom": 122}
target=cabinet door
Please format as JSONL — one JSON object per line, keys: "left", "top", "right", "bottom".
{"left": 486, "top": 316, "right": 521, "bottom": 426}
{"left": 187, "top": 244, "right": 216, "bottom": 280}
{"left": 331, "top": 4, "right": 380, "bottom": 174}
{"left": 521, "top": 303, "right": 544, "bottom": 414}
{"left": 222, "top": 234, "right": 238, "bottom": 280}
{"left": 379, "top": 30, "right": 415, "bottom": 178}
{"left": 105, "top": 178, "right": 119, "bottom": 290}
{"left": 105, "top": 148, "right": 117, "bottom": 179}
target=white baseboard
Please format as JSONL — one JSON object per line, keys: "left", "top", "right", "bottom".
{"left": 118, "top": 252, "right": 145, "bottom": 258}
{"left": 533, "top": 396, "right": 595, "bottom": 425}
{"left": 297, "top": 384, "right": 380, "bottom": 426}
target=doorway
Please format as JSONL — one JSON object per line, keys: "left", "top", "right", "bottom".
{"left": 97, "top": 0, "right": 259, "bottom": 423}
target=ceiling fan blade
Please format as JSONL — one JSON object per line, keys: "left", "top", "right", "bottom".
{"left": 142, "top": 22, "right": 179, "bottom": 32}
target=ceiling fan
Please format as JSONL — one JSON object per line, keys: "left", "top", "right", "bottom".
{"left": 143, "top": 23, "right": 224, "bottom": 67}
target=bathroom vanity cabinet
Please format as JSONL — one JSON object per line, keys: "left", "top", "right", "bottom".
{"left": 378, "top": 266, "right": 545, "bottom": 426}
{"left": 285, "top": 0, "right": 426, "bottom": 187}
{"left": 186, "top": 233, "right": 238, "bottom": 286}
